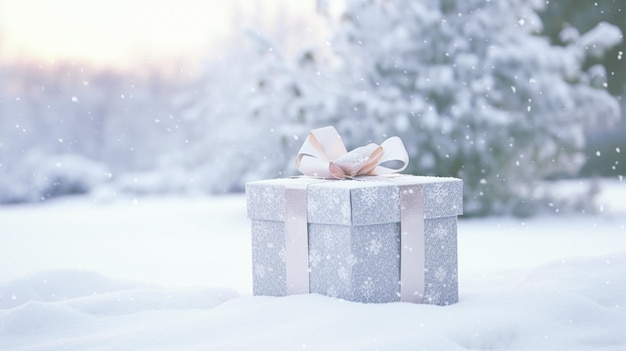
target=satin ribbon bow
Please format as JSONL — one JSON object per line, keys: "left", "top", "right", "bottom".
{"left": 295, "top": 126, "right": 409, "bottom": 179}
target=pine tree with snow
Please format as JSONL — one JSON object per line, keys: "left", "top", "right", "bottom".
{"left": 317, "top": 0, "right": 622, "bottom": 216}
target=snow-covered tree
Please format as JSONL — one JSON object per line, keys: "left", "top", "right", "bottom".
{"left": 314, "top": 0, "right": 622, "bottom": 216}
{"left": 182, "top": 27, "right": 333, "bottom": 193}
{"left": 540, "top": 0, "right": 626, "bottom": 179}
{"left": 0, "top": 63, "right": 192, "bottom": 203}
{"left": 540, "top": 0, "right": 626, "bottom": 97}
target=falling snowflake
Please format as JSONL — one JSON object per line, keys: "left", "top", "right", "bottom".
{"left": 360, "top": 278, "right": 375, "bottom": 299}
{"left": 430, "top": 223, "right": 447, "bottom": 241}
{"left": 366, "top": 239, "right": 383, "bottom": 255}
{"left": 309, "top": 249, "right": 322, "bottom": 267}
{"left": 344, "top": 253, "right": 358, "bottom": 267}
{"left": 427, "top": 183, "right": 449, "bottom": 205}
{"left": 435, "top": 266, "right": 447, "bottom": 282}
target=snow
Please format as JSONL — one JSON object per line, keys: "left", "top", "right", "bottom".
{"left": 579, "top": 22, "right": 623, "bottom": 59}
{"left": 1, "top": 178, "right": 625, "bottom": 350}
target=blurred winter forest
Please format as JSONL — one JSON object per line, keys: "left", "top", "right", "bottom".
{"left": 0, "top": 0, "right": 624, "bottom": 216}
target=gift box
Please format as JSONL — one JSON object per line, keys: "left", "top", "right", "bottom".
{"left": 246, "top": 175, "right": 463, "bottom": 305}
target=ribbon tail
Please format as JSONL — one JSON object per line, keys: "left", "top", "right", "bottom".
{"left": 371, "top": 136, "right": 409, "bottom": 175}
{"left": 310, "top": 126, "right": 349, "bottom": 160}
{"left": 297, "top": 155, "right": 345, "bottom": 179}
{"left": 295, "top": 133, "right": 327, "bottom": 170}
{"left": 296, "top": 127, "right": 348, "bottom": 178}
{"left": 399, "top": 183, "right": 425, "bottom": 303}
{"left": 284, "top": 182, "right": 311, "bottom": 295}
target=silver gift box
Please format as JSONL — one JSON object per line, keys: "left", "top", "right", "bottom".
{"left": 245, "top": 175, "right": 463, "bottom": 305}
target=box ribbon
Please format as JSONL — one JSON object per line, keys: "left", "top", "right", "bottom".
{"left": 283, "top": 178, "right": 425, "bottom": 302}
{"left": 295, "top": 126, "right": 409, "bottom": 179}
{"left": 283, "top": 182, "right": 311, "bottom": 295}
{"left": 396, "top": 181, "right": 425, "bottom": 303}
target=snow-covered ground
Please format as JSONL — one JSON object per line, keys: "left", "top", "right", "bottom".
{"left": 0, "top": 178, "right": 625, "bottom": 350}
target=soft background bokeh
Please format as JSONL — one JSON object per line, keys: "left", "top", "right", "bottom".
{"left": 0, "top": 0, "right": 624, "bottom": 216}
{"left": 1, "top": 3, "right": 625, "bottom": 349}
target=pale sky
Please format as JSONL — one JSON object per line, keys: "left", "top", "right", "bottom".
{"left": 0, "top": 0, "right": 330, "bottom": 70}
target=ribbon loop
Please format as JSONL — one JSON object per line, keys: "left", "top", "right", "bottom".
{"left": 296, "top": 127, "right": 409, "bottom": 179}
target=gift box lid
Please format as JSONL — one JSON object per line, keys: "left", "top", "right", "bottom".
{"left": 246, "top": 175, "right": 463, "bottom": 225}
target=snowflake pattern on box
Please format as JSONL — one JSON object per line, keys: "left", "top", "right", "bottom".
{"left": 307, "top": 181, "right": 400, "bottom": 225}
{"left": 423, "top": 216, "right": 458, "bottom": 305}
{"left": 424, "top": 290, "right": 442, "bottom": 305}
{"left": 359, "top": 186, "right": 379, "bottom": 207}
{"left": 345, "top": 253, "right": 358, "bottom": 267}
{"left": 277, "top": 247, "right": 287, "bottom": 263}
{"left": 308, "top": 223, "right": 401, "bottom": 303}
{"left": 246, "top": 176, "right": 462, "bottom": 305}
{"left": 250, "top": 220, "right": 287, "bottom": 296}
{"left": 423, "top": 180, "right": 463, "bottom": 219}
{"left": 254, "top": 263, "right": 267, "bottom": 279}
{"left": 360, "top": 278, "right": 376, "bottom": 299}
{"left": 428, "top": 183, "right": 449, "bottom": 205}
{"left": 308, "top": 249, "right": 322, "bottom": 268}
{"left": 306, "top": 186, "right": 351, "bottom": 225}
{"left": 430, "top": 222, "right": 448, "bottom": 241}
{"left": 366, "top": 239, "right": 383, "bottom": 255}
{"left": 246, "top": 182, "right": 285, "bottom": 221}
{"left": 434, "top": 266, "right": 447, "bottom": 282}
{"left": 327, "top": 285, "right": 339, "bottom": 298}
{"left": 352, "top": 184, "right": 400, "bottom": 225}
